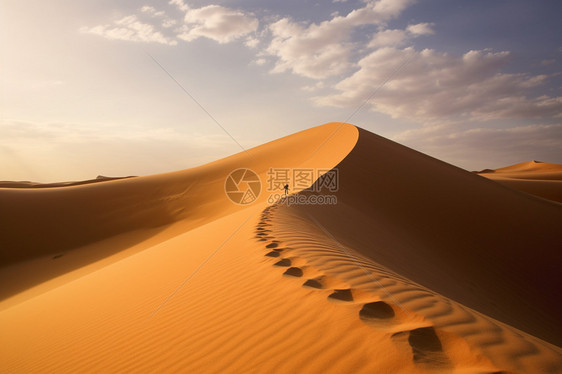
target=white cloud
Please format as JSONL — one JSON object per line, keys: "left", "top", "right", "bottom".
{"left": 176, "top": 5, "right": 259, "bottom": 44}
{"left": 301, "top": 81, "right": 325, "bottom": 92}
{"left": 169, "top": 0, "right": 188, "bottom": 12}
{"left": 315, "top": 47, "right": 562, "bottom": 121}
{"left": 162, "top": 19, "right": 177, "bottom": 28}
{"left": 81, "top": 2, "right": 257, "bottom": 46}
{"left": 406, "top": 22, "right": 434, "bottom": 35}
{"left": 245, "top": 36, "right": 259, "bottom": 48}
{"left": 254, "top": 58, "right": 267, "bottom": 65}
{"left": 141, "top": 6, "right": 165, "bottom": 17}
{"left": 368, "top": 29, "right": 408, "bottom": 47}
{"left": 80, "top": 15, "right": 177, "bottom": 45}
{"left": 368, "top": 23, "right": 434, "bottom": 48}
{"left": 265, "top": 0, "right": 415, "bottom": 79}
{"left": 141, "top": 6, "right": 156, "bottom": 13}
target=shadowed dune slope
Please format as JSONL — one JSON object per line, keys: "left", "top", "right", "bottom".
{"left": 0, "top": 122, "right": 358, "bottom": 266}
{"left": 295, "top": 127, "right": 562, "bottom": 346}
{"left": 476, "top": 161, "right": 562, "bottom": 203}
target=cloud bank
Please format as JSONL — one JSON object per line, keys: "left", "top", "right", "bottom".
{"left": 315, "top": 48, "right": 562, "bottom": 121}
{"left": 176, "top": 5, "right": 258, "bottom": 43}
{"left": 80, "top": 0, "right": 562, "bottom": 124}
{"left": 81, "top": 1, "right": 258, "bottom": 46}
{"left": 80, "top": 15, "right": 177, "bottom": 45}
{"left": 264, "top": 0, "right": 415, "bottom": 79}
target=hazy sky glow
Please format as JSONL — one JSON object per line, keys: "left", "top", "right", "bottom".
{"left": 1, "top": 0, "right": 561, "bottom": 182}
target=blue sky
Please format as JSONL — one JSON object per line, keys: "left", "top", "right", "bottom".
{"left": 1, "top": 0, "right": 561, "bottom": 181}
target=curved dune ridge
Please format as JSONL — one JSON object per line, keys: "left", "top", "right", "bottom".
{"left": 0, "top": 123, "right": 561, "bottom": 373}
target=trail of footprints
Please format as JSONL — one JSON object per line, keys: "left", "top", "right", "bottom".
{"left": 256, "top": 205, "right": 562, "bottom": 373}
{"left": 255, "top": 205, "right": 452, "bottom": 369}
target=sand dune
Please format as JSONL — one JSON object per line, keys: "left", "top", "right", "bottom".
{"left": 475, "top": 161, "right": 562, "bottom": 203}
{"left": 0, "top": 175, "right": 137, "bottom": 189}
{"left": 0, "top": 123, "right": 560, "bottom": 373}
{"left": 0, "top": 123, "right": 357, "bottom": 271}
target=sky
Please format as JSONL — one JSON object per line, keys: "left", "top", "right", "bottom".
{"left": 1, "top": 0, "right": 561, "bottom": 182}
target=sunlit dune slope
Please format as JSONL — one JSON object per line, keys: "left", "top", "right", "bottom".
{"left": 0, "top": 122, "right": 358, "bottom": 267}
{"left": 476, "top": 160, "right": 562, "bottom": 203}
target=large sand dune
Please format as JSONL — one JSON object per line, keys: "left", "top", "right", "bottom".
{"left": 0, "top": 123, "right": 560, "bottom": 373}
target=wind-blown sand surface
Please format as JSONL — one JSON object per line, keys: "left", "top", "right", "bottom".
{"left": 0, "top": 123, "right": 560, "bottom": 373}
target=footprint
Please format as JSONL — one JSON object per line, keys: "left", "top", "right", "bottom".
{"left": 266, "top": 242, "right": 279, "bottom": 249}
{"left": 274, "top": 259, "right": 291, "bottom": 267}
{"left": 265, "top": 251, "right": 280, "bottom": 257}
{"left": 303, "top": 278, "right": 324, "bottom": 289}
{"left": 52, "top": 253, "right": 64, "bottom": 260}
{"left": 284, "top": 267, "right": 303, "bottom": 277}
{"left": 360, "top": 301, "right": 395, "bottom": 319}
{"left": 302, "top": 276, "right": 349, "bottom": 290}
{"left": 328, "top": 289, "right": 354, "bottom": 302}
{"left": 408, "top": 327, "right": 450, "bottom": 367}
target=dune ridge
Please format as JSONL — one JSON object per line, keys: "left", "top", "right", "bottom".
{"left": 1, "top": 123, "right": 560, "bottom": 373}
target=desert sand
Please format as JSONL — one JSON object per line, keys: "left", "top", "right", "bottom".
{"left": 0, "top": 122, "right": 560, "bottom": 373}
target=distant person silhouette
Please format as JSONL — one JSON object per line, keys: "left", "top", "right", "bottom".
{"left": 284, "top": 184, "right": 289, "bottom": 196}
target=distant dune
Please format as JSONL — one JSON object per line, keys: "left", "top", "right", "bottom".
{"left": 1, "top": 123, "right": 560, "bottom": 373}
{"left": 475, "top": 160, "right": 562, "bottom": 203}
{"left": 0, "top": 175, "right": 137, "bottom": 189}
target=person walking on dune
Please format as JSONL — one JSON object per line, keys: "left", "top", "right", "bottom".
{"left": 284, "top": 184, "right": 289, "bottom": 196}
